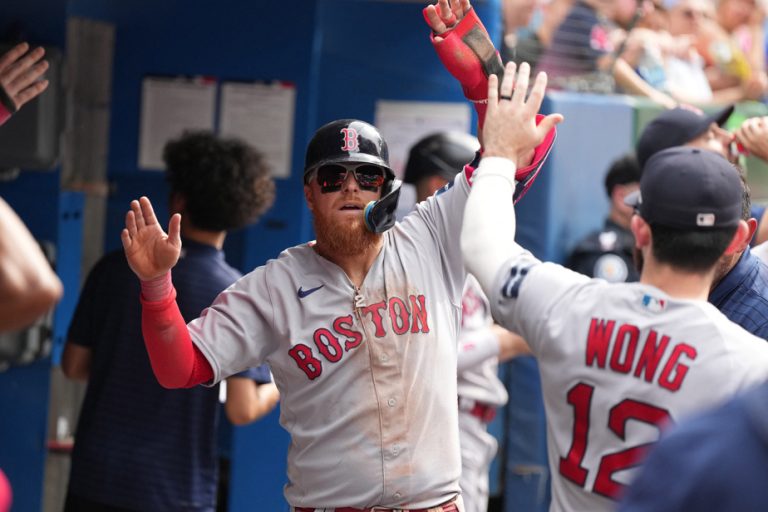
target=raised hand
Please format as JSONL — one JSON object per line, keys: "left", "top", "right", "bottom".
{"left": 424, "top": 0, "right": 471, "bottom": 37}
{"left": 121, "top": 197, "right": 182, "bottom": 281}
{"left": 0, "top": 43, "right": 49, "bottom": 111}
{"left": 734, "top": 116, "right": 768, "bottom": 162}
{"left": 482, "top": 62, "right": 563, "bottom": 167}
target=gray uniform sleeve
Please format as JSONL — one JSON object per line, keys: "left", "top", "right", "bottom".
{"left": 188, "top": 265, "right": 280, "bottom": 384}
{"left": 489, "top": 256, "right": 591, "bottom": 354}
{"left": 399, "top": 171, "right": 471, "bottom": 304}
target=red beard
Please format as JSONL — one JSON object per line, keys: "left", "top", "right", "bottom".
{"left": 313, "top": 207, "right": 381, "bottom": 257}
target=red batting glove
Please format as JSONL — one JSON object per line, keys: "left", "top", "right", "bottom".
{"left": 426, "top": 6, "right": 503, "bottom": 127}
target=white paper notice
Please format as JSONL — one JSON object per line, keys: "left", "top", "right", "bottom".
{"left": 219, "top": 81, "right": 296, "bottom": 179}
{"left": 138, "top": 76, "right": 217, "bottom": 170}
{"left": 374, "top": 100, "right": 472, "bottom": 179}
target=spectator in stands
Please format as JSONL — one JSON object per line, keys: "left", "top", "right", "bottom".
{"left": 616, "top": 0, "right": 763, "bottom": 105}
{"left": 536, "top": 0, "right": 677, "bottom": 107}
{"left": 697, "top": 0, "right": 768, "bottom": 97}
{"left": 503, "top": 0, "right": 575, "bottom": 68}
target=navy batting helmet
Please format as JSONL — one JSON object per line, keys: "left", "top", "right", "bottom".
{"left": 304, "top": 119, "right": 401, "bottom": 234}
{"left": 304, "top": 119, "right": 394, "bottom": 182}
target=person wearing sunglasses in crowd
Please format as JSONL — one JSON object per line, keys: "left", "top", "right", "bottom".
{"left": 117, "top": 1, "right": 559, "bottom": 509}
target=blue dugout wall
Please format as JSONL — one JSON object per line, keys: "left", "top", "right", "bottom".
{"left": 3, "top": 1, "right": 768, "bottom": 511}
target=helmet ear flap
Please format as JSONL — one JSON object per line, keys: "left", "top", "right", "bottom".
{"left": 364, "top": 179, "right": 402, "bottom": 233}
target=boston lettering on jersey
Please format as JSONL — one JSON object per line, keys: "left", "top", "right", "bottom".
{"left": 585, "top": 318, "right": 698, "bottom": 391}
{"left": 288, "top": 294, "right": 430, "bottom": 380}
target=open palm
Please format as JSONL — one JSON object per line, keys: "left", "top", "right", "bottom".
{"left": 121, "top": 196, "right": 181, "bottom": 281}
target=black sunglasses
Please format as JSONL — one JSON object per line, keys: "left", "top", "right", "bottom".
{"left": 311, "top": 163, "right": 387, "bottom": 193}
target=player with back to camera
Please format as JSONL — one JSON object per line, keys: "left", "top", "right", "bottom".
{"left": 461, "top": 59, "right": 768, "bottom": 512}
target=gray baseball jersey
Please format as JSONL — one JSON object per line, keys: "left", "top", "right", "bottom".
{"left": 457, "top": 274, "right": 508, "bottom": 407}
{"left": 188, "top": 173, "right": 469, "bottom": 509}
{"left": 487, "top": 254, "right": 768, "bottom": 512}
{"left": 457, "top": 275, "right": 507, "bottom": 512}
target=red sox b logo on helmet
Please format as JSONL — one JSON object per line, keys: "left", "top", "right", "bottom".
{"left": 341, "top": 127, "right": 359, "bottom": 152}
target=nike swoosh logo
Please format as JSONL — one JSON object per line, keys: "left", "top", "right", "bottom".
{"left": 297, "top": 285, "right": 324, "bottom": 299}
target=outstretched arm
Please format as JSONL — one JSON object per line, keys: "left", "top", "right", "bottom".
{"left": 225, "top": 379, "right": 280, "bottom": 426}
{"left": 461, "top": 62, "right": 562, "bottom": 293}
{"left": 0, "top": 198, "right": 62, "bottom": 332}
{"left": 0, "top": 42, "right": 49, "bottom": 125}
{"left": 121, "top": 196, "right": 212, "bottom": 388}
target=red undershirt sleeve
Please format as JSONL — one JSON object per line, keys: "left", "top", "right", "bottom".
{"left": 140, "top": 287, "right": 213, "bottom": 388}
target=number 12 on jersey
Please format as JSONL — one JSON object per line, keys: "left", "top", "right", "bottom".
{"left": 559, "top": 382, "right": 672, "bottom": 499}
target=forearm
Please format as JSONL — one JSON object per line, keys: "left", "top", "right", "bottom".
{"left": 495, "top": 326, "right": 532, "bottom": 361}
{"left": 140, "top": 283, "right": 212, "bottom": 388}
{"left": 611, "top": 58, "right": 675, "bottom": 107}
{"left": 461, "top": 157, "right": 520, "bottom": 294}
{"left": 0, "top": 198, "right": 62, "bottom": 331}
{"left": 226, "top": 381, "right": 280, "bottom": 425}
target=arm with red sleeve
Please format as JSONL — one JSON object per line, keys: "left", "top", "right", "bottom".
{"left": 122, "top": 197, "right": 213, "bottom": 388}
{"left": 140, "top": 279, "right": 213, "bottom": 388}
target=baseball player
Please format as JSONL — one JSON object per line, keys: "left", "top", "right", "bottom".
{"left": 120, "top": 3, "right": 557, "bottom": 511}
{"left": 461, "top": 61, "right": 768, "bottom": 512}
{"left": 404, "top": 132, "right": 530, "bottom": 512}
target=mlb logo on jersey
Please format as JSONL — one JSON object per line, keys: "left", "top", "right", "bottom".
{"left": 642, "top": 294, "right": 666, "bottom": 312}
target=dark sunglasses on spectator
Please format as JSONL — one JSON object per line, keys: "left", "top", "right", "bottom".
{"left": 311, "top": 163, "right": 386, "bottom": 193}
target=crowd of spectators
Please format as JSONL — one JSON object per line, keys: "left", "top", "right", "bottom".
{"left": 502, "top": 0, "right": 768, "bottom": 107}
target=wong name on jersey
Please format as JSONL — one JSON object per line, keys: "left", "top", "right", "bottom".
{"left": 586, "top": 317, "right": 696, "bottom": 392}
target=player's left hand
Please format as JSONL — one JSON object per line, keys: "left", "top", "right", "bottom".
{"left": 424, "top": 0, "right": 471, "bottom": 38}
{"left": 0, "top": 43, "right": 49, "bottom": 111}
{"left": 482, "top": 62, "right": 563, "bottom": 168}
{"left": 121, "top": 196, "right": 182, "bottom": 281}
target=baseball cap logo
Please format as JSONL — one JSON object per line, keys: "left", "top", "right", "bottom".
{"left": 696, "top": 213, "right": 715, "bottom": 227}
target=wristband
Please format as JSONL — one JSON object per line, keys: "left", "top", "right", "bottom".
{"left": 140, "top": 271, "right": 173, "bottom": 302}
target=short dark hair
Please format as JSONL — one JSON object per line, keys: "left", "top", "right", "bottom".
{"left": 650, "top": 224, "right": 737, "bottom": 271}
{"left": 163, "top": 131, "right": 275, "bottom": 232}
{"left": 604, "top": 153, "right": 642, "bottom": 198}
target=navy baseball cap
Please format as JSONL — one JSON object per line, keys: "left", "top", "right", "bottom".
{"left": 624, "top": 147, "right": 742, "bottom": 229}
{"left": 635, "top": 105, "right": 734, "bottom": 168}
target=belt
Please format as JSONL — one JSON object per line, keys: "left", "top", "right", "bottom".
{"left": 458, "top": 397, "right": 496, "bottom": 423}
{"left": 294, "top": 496, "right": 458, "bottom": 512}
